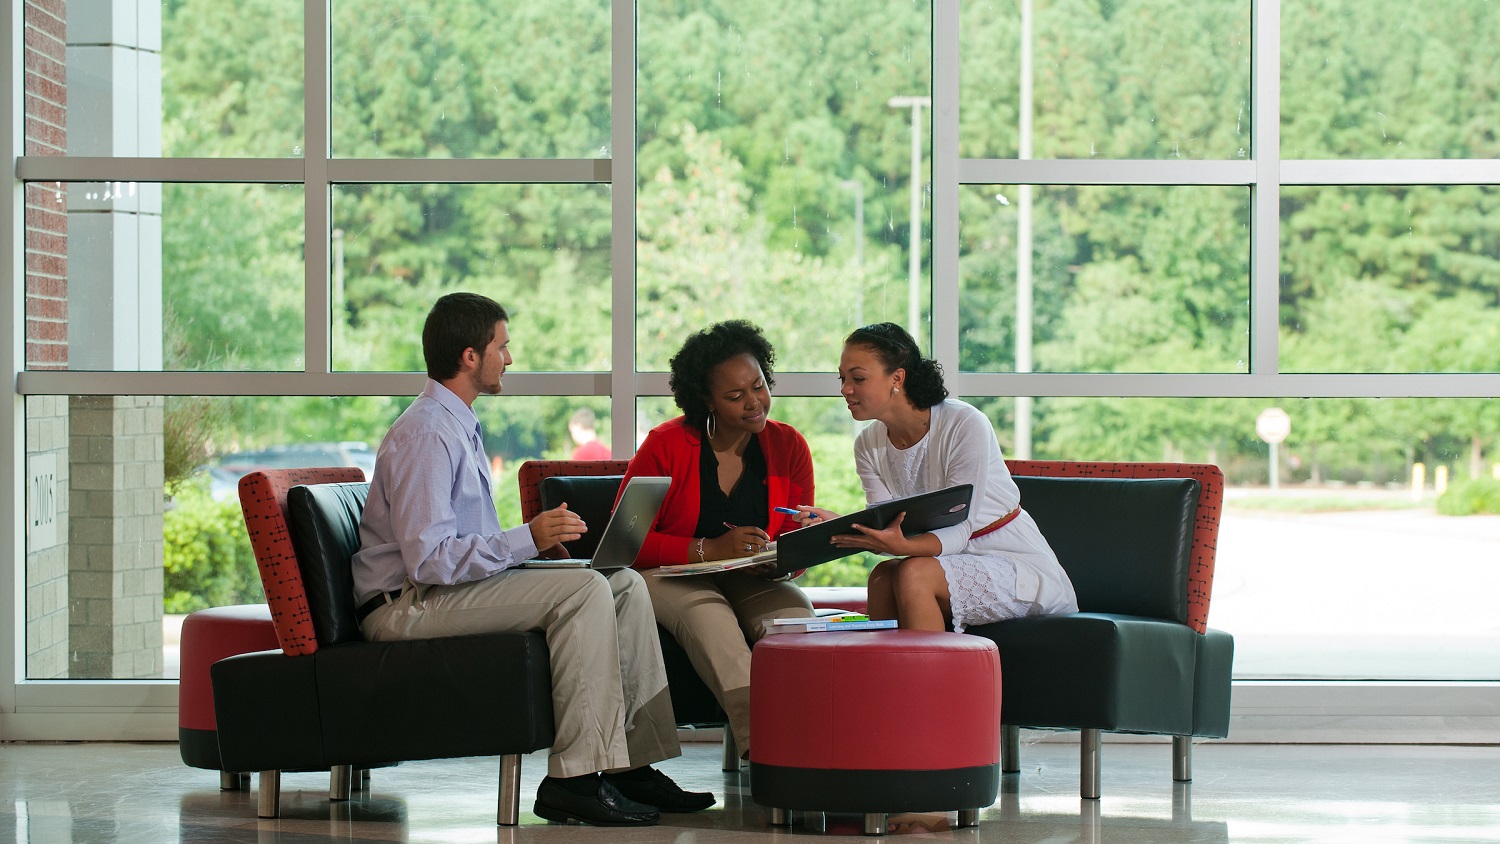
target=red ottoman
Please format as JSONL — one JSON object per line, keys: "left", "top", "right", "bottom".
{"left": 750, "top": 630, "right": 1001, "bottom": 834}
{"left": 179, "top": 604, "right": 280, "bottom": 787}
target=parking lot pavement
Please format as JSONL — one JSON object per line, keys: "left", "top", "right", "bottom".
{"left": 1212, "top": 502, "right": 1500, "bottom": 679}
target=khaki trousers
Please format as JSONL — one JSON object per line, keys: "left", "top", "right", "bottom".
{"left": 361, "top": 567, "right": 680, "bottom": 778}
{"left": 644, "top": 571, "right": 813, "bottom": 754}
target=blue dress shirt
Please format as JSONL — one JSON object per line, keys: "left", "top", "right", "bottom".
{"left": 351, "top": 380, "right": 538, "bottom": 605}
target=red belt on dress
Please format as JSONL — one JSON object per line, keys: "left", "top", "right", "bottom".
{"left": 971, "top": 507, "right": 1020, "bottom": 540}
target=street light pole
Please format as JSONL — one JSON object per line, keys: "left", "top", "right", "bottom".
{"left": 839, "top": 180, "right": 865, "bottom": 328}
{"left": 1015, "top": 0, "right": 1034, "bottom": 459}
{"left": 332, "top": 228, "right": 345, "bottom": 364}
{"left": 888, "top": 95, "right": 930, "bottom": 335}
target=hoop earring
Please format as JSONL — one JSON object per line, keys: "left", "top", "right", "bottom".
{"left": 706, "top": 412, "right": 718, "bottom": 439}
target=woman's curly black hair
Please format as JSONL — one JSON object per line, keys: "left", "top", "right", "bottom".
{"left": 669, "top": 320, "right": 777, "bottom": 431}
{"left": 844, "top": 322, "right": 948, "bottom": 409}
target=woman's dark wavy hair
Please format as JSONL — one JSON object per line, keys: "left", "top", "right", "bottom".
{"left": 844, "top": 322, "right": 948, "bottom": 409}
{"left": 669, "top": 320, "right": 777, "bottom": 431}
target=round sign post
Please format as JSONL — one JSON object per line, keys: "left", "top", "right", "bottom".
{"left": 1256, "top": 408, "right": 1291, "bottom": 490}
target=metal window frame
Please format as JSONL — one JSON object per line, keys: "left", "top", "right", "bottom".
{"left": 2, "top": 0, "right": 1496, "bottom": 741}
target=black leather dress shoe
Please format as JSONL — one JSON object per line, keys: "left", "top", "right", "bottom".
{"left": 533, "top": 776, "right": 660, "bottom": 826}
{"left": 605, "top": 766, "right": 716, "bottom": 812}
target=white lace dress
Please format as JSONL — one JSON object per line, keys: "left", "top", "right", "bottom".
{"left": 857, "top": 400, "right": 1077, "bottom": 632}
{"left": 879, "top": 436, "right": 1032, "bottom": 631}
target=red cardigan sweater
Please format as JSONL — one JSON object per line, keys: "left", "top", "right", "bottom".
{"left": 620, "top": 417, "right": 815, "bottom": 569}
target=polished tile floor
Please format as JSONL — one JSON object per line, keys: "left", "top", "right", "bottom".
{"left": 1, "top": 738, "right": 1497, "bottom": 843}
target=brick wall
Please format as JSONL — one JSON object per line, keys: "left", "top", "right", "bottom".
{"left": 24, "top": 0, "right": 71, "bottom": 680}
{"left": 24, "top": 0, "right": 68, "bottom": 371}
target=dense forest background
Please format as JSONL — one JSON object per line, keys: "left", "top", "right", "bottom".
{"left": 157, "top": 0, "right": 1499, "bottom": 508}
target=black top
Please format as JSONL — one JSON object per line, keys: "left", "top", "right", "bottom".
{"left": 696, "top": 433, "right": 769, "bottom": 539}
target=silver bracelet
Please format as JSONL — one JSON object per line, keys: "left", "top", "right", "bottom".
{"left": 695, "top": 537, "right": 705, "bottom": 562}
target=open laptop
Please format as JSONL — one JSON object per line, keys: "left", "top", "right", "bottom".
{"left": 520, "top": 476, "right": 670, "bottom": 572}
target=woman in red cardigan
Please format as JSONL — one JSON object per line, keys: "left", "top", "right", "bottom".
{"left": 620, "top": 320, "right": 815, "bottom": 759}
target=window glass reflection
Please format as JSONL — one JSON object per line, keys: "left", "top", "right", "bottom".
{"left": 636, "top": 1, "right": 933, "bottom": 370}
{"left": 1281, "top": 185, "right": 1500, "bottom": 374}
{"left": 960, "top": 0, "right": 1252, "bottom": 160}
{"left": 23, "top": 183, "right": 306, "bottom": 372}
{"left": 974, "top": 394, "right": 1500, "bottom": 682}
{"left": 960, "top": 185, "right": 1250, "bottom": 373}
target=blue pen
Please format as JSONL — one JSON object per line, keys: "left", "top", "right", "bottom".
{"left": 773, "top": 507, "right": 801, "bottom": 516}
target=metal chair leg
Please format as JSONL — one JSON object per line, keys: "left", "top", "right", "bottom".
{"left": 257, "top": 770, "right": 281, "bottom": 818}
{"left": 361, "top": 768, "right": 371, "bottom": 790}
{"left": 1173, "top": 735, "right": 1192, "bottom": 781}
{"left": 497, "top": 753, "right": 522, "bottom": 826}
{"left": 220, "top": 771, "right": 249, "bottom": 791}
{"left": 957, "top": 808, "right": 979, "bottom": 827}
{"left": 1079, "top": 728, "right": 1101, "bottom": 800}
{"left": 330, "top": 764, "right": 353, "bottom": 800}
{"left": 1001, "top": 724, "right": 1020, "bottom": 773}
{"left": 863, "top": 812, "right": 886, "bottom": 835}
{"left": 769, "top": 807, "right": 791, "bottom": 826}
{"left": 722, "top": 730, "right": 741, "bottom": 771}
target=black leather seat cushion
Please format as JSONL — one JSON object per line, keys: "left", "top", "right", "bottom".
{"left": 212, "top": 633, "right": 555, "bottom": 772}
{"left": 967, "top": 613, "right": 1196, "bottom": 734}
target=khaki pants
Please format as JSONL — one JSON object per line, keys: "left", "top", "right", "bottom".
{"left": 644, "top": 571, "right": 813, "bottom": 753}
{"left": 361, "top": 567, "right": 680, "bottom": 778}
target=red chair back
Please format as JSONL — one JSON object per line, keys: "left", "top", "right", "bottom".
{"left": 238, "top": 467, "right": 365, "bottom": 656}
{"left": 517, "top": 459, "right": 631, "bottom": 522}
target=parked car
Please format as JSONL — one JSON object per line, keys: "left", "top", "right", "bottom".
{"left": 209, "top": 441, "right": 376, "bottom": 501}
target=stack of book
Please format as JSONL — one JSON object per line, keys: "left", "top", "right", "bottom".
{"left": 763, "top": 613, "right": 897, "bottom": 635}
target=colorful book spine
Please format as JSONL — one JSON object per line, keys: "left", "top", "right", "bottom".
{"left": 764, "top": 618, "right": 898, "bottom": 635}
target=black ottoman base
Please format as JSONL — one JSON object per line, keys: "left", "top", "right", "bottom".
{"left": 750, "top": 762, "right": 999, "bottom": 813}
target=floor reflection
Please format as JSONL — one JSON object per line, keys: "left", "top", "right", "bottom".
{"left": 0, "top": 740, "right": 1494, "bottom": 843}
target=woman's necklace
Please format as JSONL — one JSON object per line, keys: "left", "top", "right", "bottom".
{"left": 886, "top": 409, "right": 931, "bottom": 450}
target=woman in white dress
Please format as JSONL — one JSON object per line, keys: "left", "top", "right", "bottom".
{"left": 794, "top": 323, "right": 1078, "bottom": 632}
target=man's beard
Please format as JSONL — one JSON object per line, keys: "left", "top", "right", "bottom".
{"left": 473, "top": 369, "right": 503, "bottom": 396}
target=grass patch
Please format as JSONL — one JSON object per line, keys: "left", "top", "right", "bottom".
{"left": 1436, "top": 479, "right": 1500, "bottom": 516}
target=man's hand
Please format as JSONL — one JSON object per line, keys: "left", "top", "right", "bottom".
{"left": 528, "top": 503, "right": 586, "bottom": 553}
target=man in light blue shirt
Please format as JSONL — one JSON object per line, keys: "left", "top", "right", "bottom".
{"left": 352, "top": 292, "right": 713, "bottom": 826}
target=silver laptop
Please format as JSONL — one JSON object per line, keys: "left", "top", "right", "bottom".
{"left": 521, "top": 476, "right": 670, "bottom": 572}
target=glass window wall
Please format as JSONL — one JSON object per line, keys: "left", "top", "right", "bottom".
{"left": 10, "top": 0, "right": 1500, "bottom": 725}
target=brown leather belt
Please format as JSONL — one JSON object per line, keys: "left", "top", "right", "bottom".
{"left": 971, "top": 507, "right": 1020, "bottom": 540}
